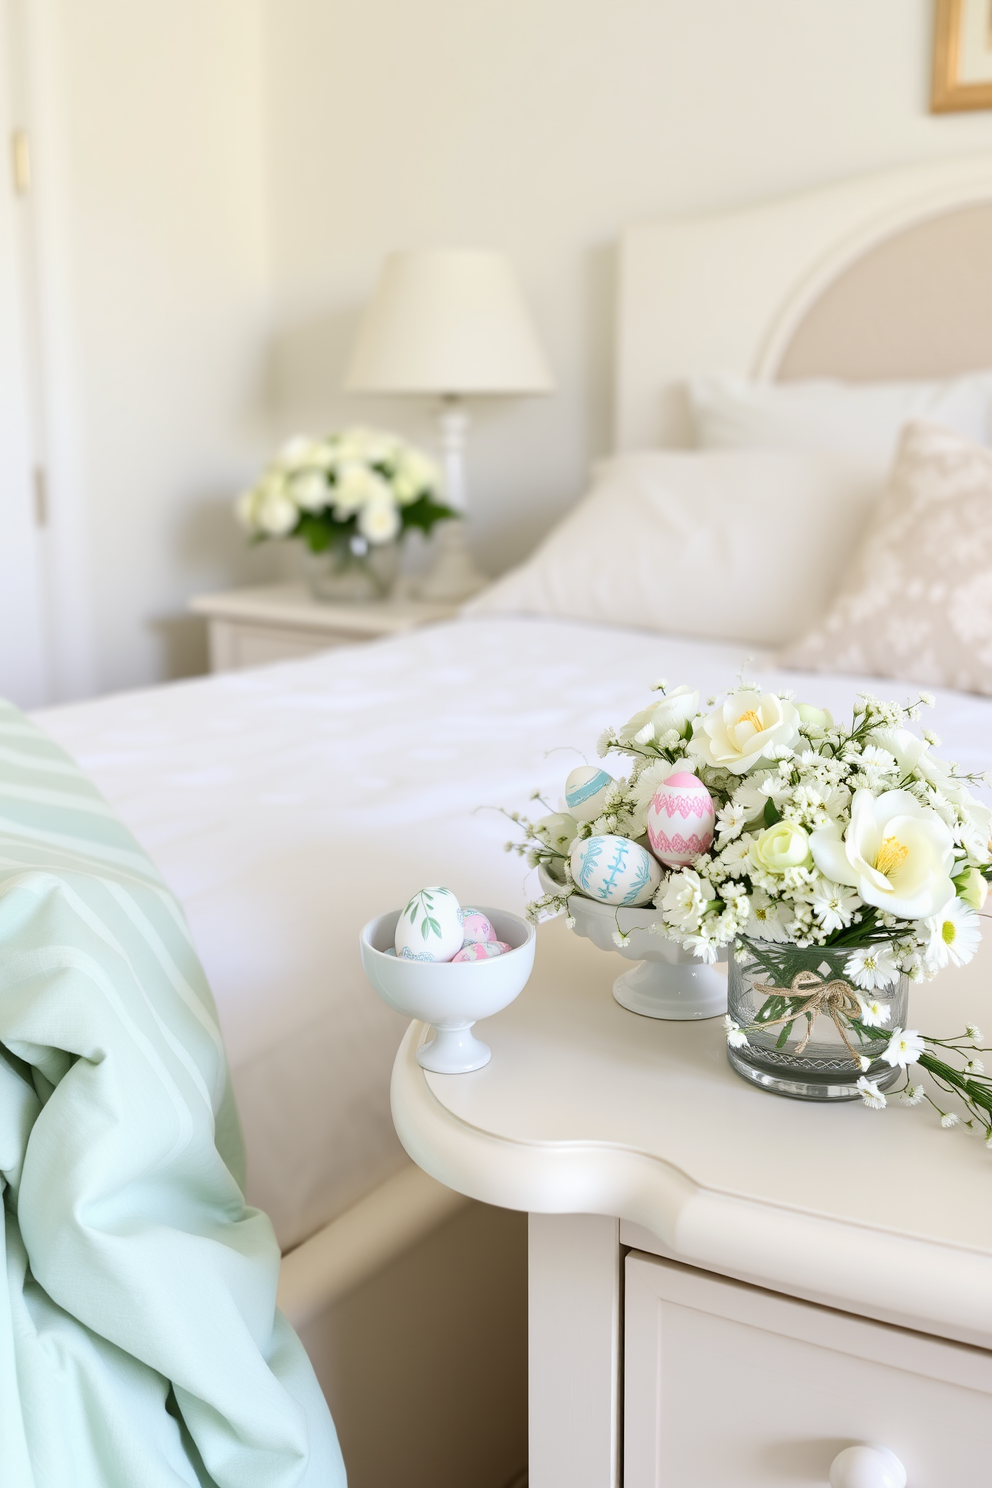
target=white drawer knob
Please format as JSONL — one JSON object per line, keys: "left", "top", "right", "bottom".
{"left": 829, "top": 1444, "right": 907, "bottom": 1488}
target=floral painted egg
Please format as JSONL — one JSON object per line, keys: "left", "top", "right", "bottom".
{"left": 570, "top": 834, "right": 661, "bottom": 907}
{"left": 647, "top": 771, "right": 715, "bottom": 867}
{"left": 565, "top": 766, "right": 615, "bottom": 823}
{"left": 460, "top": 908, "right": 496, "bottom": 945}
{"left": 394, "top": 886, "right": 463, "bottom": 962}
{"left": 451, "top": 940, "right": 510, "bottom": 963}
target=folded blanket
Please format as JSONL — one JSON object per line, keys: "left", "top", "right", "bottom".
{"left": 0, "top": 701, "right": 345, "bottom": 1487}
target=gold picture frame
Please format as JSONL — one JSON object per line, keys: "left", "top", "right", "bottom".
{"left": 932, "top": 0, "right": 992, "bottom": 111}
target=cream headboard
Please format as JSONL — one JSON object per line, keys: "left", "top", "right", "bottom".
{"left": 615, "top": 155, "right": 992, "bottom": 451}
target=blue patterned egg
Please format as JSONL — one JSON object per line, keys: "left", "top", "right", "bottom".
{"left": 565, "top": 766, "right": 615, "bottom": 823}
{"left": 394, "top": 886, "right": 463, "bottom": 962}
{"left": 570, "top": 834, "right": 661, "bottom": 907}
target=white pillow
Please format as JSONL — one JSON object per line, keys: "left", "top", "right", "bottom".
{"left": 465, "top": 449, "right": 879, "bottom": 647}
{"left": 688, "top": 372, "right": 992, "bottom": 477}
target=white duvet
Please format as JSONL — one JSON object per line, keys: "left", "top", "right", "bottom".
{"left": 33, "top": 616, "right": 992, "bottom": 1249}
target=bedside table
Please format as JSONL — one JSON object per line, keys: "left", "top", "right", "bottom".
{"left": 189, "top": 583, "right": 459, "bottom": 672}
{"left": 392, "top": 918, "right": 992, "bottom": 1488}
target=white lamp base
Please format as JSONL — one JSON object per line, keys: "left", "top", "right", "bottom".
{"left": 417, "top": 398, "right": 490, "bottom": 603}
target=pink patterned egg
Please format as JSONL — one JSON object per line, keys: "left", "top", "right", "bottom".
{"left": 647, "top": 771, "right": 715, "bottom": 867}
{"left": 460, "top": 908, "right": 496, "bottom": 945}
{"left": 451, "top": 940, "right": 510, "bottom": 963}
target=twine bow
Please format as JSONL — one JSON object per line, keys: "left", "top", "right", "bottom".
{"left": 752, "top": 968, "right": 866, "bottom": 1066}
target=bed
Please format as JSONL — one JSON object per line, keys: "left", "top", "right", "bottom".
{"left": 28, "top": 151, "right": 992, "bottom": 1487}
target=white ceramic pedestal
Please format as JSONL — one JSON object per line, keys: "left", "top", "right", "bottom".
{"left": 539, "top": 866, "right": 726, "bottom": 1021}
{"left": 360, "top": 905, "right": 536, "bottom": 1073}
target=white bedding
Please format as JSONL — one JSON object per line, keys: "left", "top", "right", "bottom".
{"left": 32, "top": 616, "right": 992, "bottom": 1249}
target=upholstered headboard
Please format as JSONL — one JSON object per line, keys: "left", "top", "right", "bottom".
{"left": 615, "top": 155, "right": 992, "bottom": 451}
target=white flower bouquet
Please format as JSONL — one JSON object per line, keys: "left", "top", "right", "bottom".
{"left": 236, "top": 427, "right": 455, "bottom": 574}
{"left": 505, "top": 680, "right": 992, "bottom": 1131}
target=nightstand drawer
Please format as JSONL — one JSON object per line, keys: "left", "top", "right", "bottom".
{"left": 208, "top": 619, "right": 351, "bottom": 671}
{"left": 624, "top": 1251, "right": 992, "bottom": 1487}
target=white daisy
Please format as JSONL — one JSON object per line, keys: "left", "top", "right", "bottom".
{"left": 715, "top": 801, "right": 749, "bottom": 843}
{"left": 724, "top": 1016, "right": 749, "bottom": 1049}
{"left": 924, "top": 898, "right": 981, "bottom": 971}
{"left": 966, "top": 1023, "right": 984, "bottom": 1042}
{"left": 844, "top": 944, "right": 901, "bottom": 991}
{"left": 900, "top": 1084, "right": 925, "bottom": 1105}
{"left": 881, "top": 1027, "right": 926, "bottom": 1068}
{"left": 856, "top": 1076, "right": 886, "bottom": 1109}
{"left": 856, "top": 995, "right": 891, "bottom": 1028}
{"left": 940, "top": 1112, "right": 960, "bottom": 1129}
{"left": 964, "top": 1059, "right": 985, "bottom": 1076}
{"left": 811, "top": 880, "right": 859, "bottom": 932}
{"left": 747, "top": 889, "right": 790, "bottom": 942}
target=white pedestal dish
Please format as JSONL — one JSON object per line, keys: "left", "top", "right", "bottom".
{"left": 360, "top": 905, "right": 535, "bottom": 1072}
{"left": 539, "top": 865, "right": 726, "bottom": 1021}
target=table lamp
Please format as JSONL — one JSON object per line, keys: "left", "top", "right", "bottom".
{"left": 345, "top": 250, "right": 553, "bottom": 602}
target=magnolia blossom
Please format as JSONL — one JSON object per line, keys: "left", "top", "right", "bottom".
{"left": 617, "top": 686, "right": 699, "bottom": 748}
{"left": 810, "top": 788, "right": 955, "bottom": 920}
{"left": 691, "top": 690, "right": 800, "bottom": 776}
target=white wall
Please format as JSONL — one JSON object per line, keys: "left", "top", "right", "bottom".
{"left": 264, "top": 0, "right": 992, "bottom": 578}
{"left": 29, "top": 0, "right": 274, "bottom": 699}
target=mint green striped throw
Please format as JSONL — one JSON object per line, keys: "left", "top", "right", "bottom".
{"left": 0, "top": 700, "right": 345, "bottom": 1487}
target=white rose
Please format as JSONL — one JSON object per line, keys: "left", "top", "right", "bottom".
{"left": 749, "top": 820, "right": 812, "bottom": 876}
{"left": 334, "top": 466, "right": 391, "bottom": 516}
{"left": 256, "top": 487, "right": 298, "bottom": 536}
{"left": 691, "top": 690, "right": 800, "bottom": 775}
{"left": 810, "top": 787, "right": 955, "bottom": 920}
{"left": 796, "top": 703, "right": 833, "bottom": 734}
{"left": 618, "top": 686, "right": 699, "bottom": 748}
{"left": 277, "top": 433, "right": 315, "bottom": 468}
{"left": 393, "top": 450, "right": 438, "bottom": 504}
{"left": 358, "top": 497, "right": 401, "bottom": 544}
{"left": 289, "top": 469, "right": 330, "bottom": 512}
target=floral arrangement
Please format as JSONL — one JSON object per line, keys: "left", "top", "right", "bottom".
{"left": 236, "top": 427, "right": 455, "bottom": 552}
{"left": 505, "top": 679, "right": 992, "bottom": 1135}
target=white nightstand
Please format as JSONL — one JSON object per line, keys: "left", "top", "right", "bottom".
{"left": 189, "top": 583, "right": 459, "bottom": 673}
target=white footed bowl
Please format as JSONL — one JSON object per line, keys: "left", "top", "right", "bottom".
{"left": 539, "top": 865, "right": 726, "bottom": 1021}
{"left": 360, "top": 905, "right": 536, "bottom": 1073}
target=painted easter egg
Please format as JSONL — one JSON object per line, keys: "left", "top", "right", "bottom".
{"left": 451, "top": 940, "right": 510, "bottom": 963}
{"left": 460, "top": 908, "right": 497, "bottom": 945}
{"left": 646, "top": 771, "right": 715, "bottom": 867}
{"left": 565, "top": 766, "right": 615, "bottom": 823}
{"left": 394, "top": 886, "right": 463, "bottom": 962}
{"left": 570, "top": 834, "right": 661, "bottom": 907}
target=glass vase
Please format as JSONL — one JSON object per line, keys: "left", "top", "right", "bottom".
{"left": 301, "top": 536, "right": 401, "bottom": 604}
{"left": 726, "top": 938, "right": 909, "bottom": 1101}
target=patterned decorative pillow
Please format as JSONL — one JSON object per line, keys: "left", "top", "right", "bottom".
{"left": 779, "top": 421, "right": 992, "bottom": 696}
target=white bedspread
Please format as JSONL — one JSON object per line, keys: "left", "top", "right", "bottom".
{"left": 32, "top": 616, "right": 992, "bottom": 1249}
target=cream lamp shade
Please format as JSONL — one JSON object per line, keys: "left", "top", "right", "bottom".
{"left": 345, "top": 250, "right": 553, "bottom": 395}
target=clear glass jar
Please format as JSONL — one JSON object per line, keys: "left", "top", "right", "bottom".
{"left": 301, "top": 536, "right": 401, "bottom": 603}
{"left": 726, "top": 939, "right": 909, "bottom": 1101}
